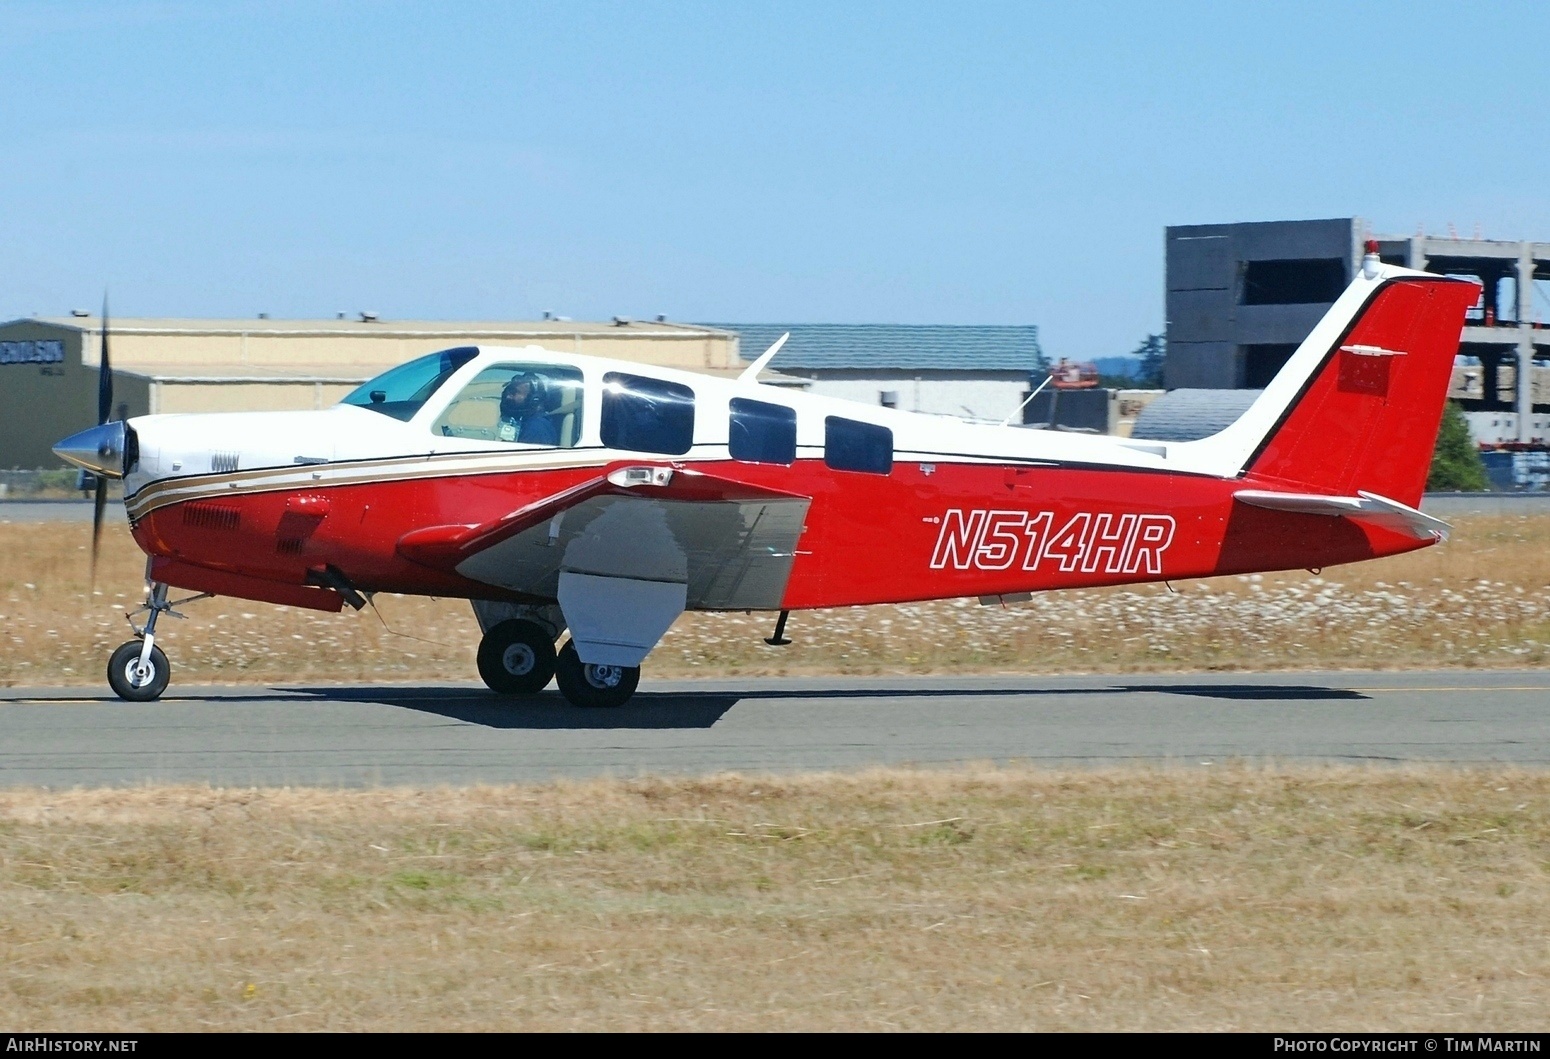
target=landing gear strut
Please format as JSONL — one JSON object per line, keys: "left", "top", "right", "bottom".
{"left": 107, "top": 582, "right": 209, "bottom": 702}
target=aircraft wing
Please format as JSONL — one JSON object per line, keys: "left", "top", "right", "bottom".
{"left": 1233, "top": 488, "right": 1449, "bottom": 541}
{"left": 398, "top": 463, "right": 812, "bottom": 612}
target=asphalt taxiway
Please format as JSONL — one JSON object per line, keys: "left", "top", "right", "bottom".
{"left": 1, "top": 669, "right": 1547, "bottom": 786}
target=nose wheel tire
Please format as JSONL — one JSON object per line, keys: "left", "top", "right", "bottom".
{"left": 477, "top": 620, "right": 558, "bottom": 695}
{"left": 554, "top": 640, "right": 639, "bottom": 708}
{"left": 107, "top": 640, "right": 170, "bottom": 703}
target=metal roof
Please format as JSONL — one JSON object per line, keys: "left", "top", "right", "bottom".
{"left": 1130, "top": 388, "right": 1262, "bottom": 441}
{"left": 25, "top": 316, "right": 730, "bottom": 339}
{"left": 106, "top": 363, "right": 808, "bottom": 386}
{"left": 704, "top": 323, "right": 1042, "bottom": 372}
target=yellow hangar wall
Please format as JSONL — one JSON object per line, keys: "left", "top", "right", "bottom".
{"left": 113, "top": 331, "right": 731, "bottom": 372}
{"left": 148, "top": 380, "right": 361, "bottom": 415}
{"left": 0, "top": 317, "right": 741, "bottom": 469}
{"left": 84, "top": 324, "right": 737, "bottom": 371}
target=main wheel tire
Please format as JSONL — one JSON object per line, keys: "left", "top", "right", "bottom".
{"left": 476, "top": 620, "right": 557, "bottom": 695}
{"left": 554, "top": 640, "right": 640, "bottom": 708}
{"left": 107, "top": 640, "right": 171, "bottom": 702}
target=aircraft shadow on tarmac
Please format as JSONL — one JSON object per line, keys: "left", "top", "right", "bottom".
{"left": 5, "top": 680, "right": 1371, "bottom": 730}
{"left": 1117, "top": 684, "right": 1371, "bottom": 702}
{"left": 278, "top": 680, "right": 1372, "bottom": 730}
{"left": 287, "top": 685, "right": 1088, "bottom": 730}
{"left": 287, "top": 686, "right": 743, "bottom": 729}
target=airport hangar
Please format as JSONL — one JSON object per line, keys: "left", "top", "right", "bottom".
{"left": 0, "top": 315, "right": 745, "bottom": 470}
{"left": 703, "top": 323, "right": 1045, "bottom": 422}
{"left": 0, "top": 314, "right": 1050, "bottom": 471}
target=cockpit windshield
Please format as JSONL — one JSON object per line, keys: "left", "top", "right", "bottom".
{"left": 340, "top": 347, "right": 479, "bottom": 421}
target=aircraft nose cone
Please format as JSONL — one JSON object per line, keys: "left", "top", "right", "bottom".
{"left": 53, "top": 421, "right": 126, "bottom": 479}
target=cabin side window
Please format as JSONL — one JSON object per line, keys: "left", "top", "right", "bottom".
{"left": 728, "top": 397, "right": 796, "bottom": 465}
{"left": 431, "top": 364, "right": 585, "bottom": 448}
{"left": 601, "top": 372, "right": 696, "bottom": 455}
{"left": 824, "top": 416, "right": 893, "bottom": 474}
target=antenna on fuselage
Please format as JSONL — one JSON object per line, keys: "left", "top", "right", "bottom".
{"left": 736, "top": 332, "right": 790, "bottom": 384}
{"left": 1000, "top": 372, "right": 1054, "bottom": 428}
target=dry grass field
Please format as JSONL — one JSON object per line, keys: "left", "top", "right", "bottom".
{"left": 0, "top": 766, "right": 1546, "bottom": 1031}
{"left": 0, "top": 515, "right": 1547, "bottom": 686}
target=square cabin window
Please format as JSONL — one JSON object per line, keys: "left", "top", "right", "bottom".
{"left": 601, "top": 372, "right": 696, "bottom": 455}
{"left": 824, "top": 416, "right": 893, "bottom": 474}
{"left": 729, "top": 398, "right": 796, "bottom": 465}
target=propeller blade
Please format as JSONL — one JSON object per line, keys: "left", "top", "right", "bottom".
{"left": 97, "top": 293, "right": 113, "bottom": 426}
{"left": 90, "top": 294, "right": 113, "bottom": 589}
{"left": 90, "top": 476, "right": 107, "bottom": 589}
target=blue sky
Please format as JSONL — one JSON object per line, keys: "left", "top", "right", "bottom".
{"left": 2, "top": 1, "right": 1547, "bottom": 357}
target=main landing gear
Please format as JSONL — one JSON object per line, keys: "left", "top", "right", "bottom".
{"left": 476, "top": 619, "right": 557, "bottom": 695}
{"left": 553, "top": 641, "right": 639, "bottom": 709}
{"left": 106, "top": 582, "right": 209, "bottom": 702}
{"left": 471, "top": 602, "right": 641, "bottom": 708}
{"left": 474, "top": 620, "right": 640, "bottom": 708}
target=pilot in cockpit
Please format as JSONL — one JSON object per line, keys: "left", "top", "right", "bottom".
{"left": 497, "top": 372, "right": 559, "bottom": 445}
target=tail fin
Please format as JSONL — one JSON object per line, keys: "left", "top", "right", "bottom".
{"left": 1174, "top": 268, "right": 1479, "bottom": 508}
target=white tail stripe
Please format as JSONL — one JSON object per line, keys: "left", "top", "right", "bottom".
{"left": 1340, "top": 344, "right": 1407, "bottom": 357}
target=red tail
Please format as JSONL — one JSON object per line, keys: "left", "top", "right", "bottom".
{"left": 1246, "top": 277, "right": 1479, "bottom": 507}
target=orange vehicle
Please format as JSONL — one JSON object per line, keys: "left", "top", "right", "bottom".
{"left": 1050, "top": 358, "right": 1100, "bottom": 389}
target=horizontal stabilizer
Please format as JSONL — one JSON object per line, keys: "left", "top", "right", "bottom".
{"left": 1233, "top": 489, "right": 1450, "bottom": 541}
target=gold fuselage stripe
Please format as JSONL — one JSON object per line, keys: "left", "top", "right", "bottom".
{"left": 125, "top": 448, "right": 619, "bottom": 521}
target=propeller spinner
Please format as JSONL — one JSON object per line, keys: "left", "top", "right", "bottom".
{"left": 52, "top": 420, "right": 126, "bottom": 479}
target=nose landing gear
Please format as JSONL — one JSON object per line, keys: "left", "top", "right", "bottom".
{"left": 106, "top": 582, "right": 210, "bottom": 703}
{"left": 107, "top": 639, "right": 169, "bottom": 702}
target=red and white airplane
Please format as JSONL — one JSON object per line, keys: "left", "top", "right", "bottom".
{"left": 55, "top": 245, "right": 1478, "bottom": 707}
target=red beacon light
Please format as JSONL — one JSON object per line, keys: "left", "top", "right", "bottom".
{"left": 1362, "top": 238, "right": 1382, "bottom": 280}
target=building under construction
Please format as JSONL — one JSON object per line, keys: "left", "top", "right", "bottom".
{"left": 1165, "top": 218, "right": 1550, "bottom": 450}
